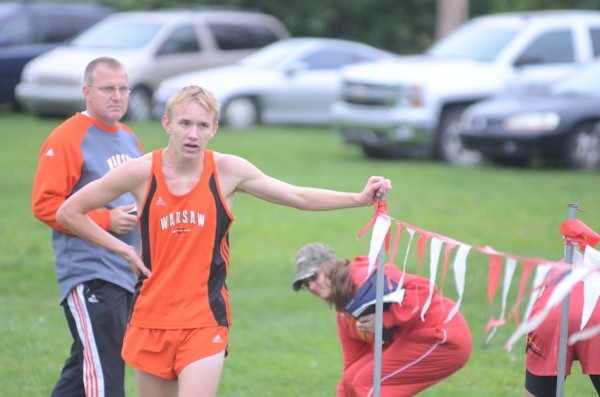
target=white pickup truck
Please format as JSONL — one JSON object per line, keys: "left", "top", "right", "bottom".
{"left": 331, "top": 10, "right": 600, "bottom": 165}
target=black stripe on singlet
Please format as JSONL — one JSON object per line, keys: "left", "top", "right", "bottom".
{"left": 140, "top": 175, "right": 157, "bottom": 273}
{"left": 130, "top": 175, "right": 157, "bottom": 318}
{"left": 207, "top": 174, "right": 232, "bottom": 325}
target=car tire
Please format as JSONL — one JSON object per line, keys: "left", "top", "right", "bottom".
{"left": 563, "top": 122, "right": 600, "bottom": 171}
{"left": 126, "top": 87, "right": 152, "bottom": 121}
{"left": 223, "top": 97, "right": 260, "bottom": 128}
{"left": 436, "top": 106, "right": 482, "bottom": 166}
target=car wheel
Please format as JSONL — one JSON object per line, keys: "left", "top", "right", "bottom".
{"left": 563, "top": 123, "right": 600, "bottom": 171}
{"left": 126, "top": 87, "right": 152, "bottom": 121}
{"left": 436, "top": 107, "right": 482, "bottom": 166}
{"left": 223, "top": 97, "right": 260, "bottom": 129}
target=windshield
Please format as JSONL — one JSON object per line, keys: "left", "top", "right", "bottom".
{"left": 550, "top": 64, "right": 600, "bottom": 97}
{"left": 70, "top": 20, "right": 162, "bottom": 50}
{"left": 238, "top": 40, "right": 307, "bottom": 68}
{"left": 428, "top": 22, "right": 520, "bottom": 62}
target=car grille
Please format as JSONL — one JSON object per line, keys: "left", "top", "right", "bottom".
{"left": 464, "top": 116, "right": 503, "bottom": 133}
{"left": 341, "top": 81, "right": 398, "bottom": 107}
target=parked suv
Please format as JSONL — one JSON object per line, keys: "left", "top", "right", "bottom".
{"left": 15, "top": 7, "right": 290, "bottom": 120}
{"left": 331, "top": 10, "right": 600, "bottom": 165}
{"left": 0, "top": 2, "right": 114, "bottom": 109}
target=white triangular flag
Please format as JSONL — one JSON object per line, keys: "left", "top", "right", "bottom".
{"left": 421, "top": 237, "right": 443, "bottom": 321}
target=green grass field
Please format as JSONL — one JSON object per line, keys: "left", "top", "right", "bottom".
{"left": 1, "top": 114, "right": 599, "bottom": 396}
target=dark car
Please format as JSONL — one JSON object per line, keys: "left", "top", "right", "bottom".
{"left": 459, "top": 61, "right": 600, "bottom": 170}
{"left": 0, "top": 2, "right": 115, "bottom": 109}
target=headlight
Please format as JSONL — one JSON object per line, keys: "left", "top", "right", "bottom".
{"left": 502, "top": 112, "right": 560, "bottom": 133}
{"left": 398, "top": 84, "right": 424, "bottom": 107}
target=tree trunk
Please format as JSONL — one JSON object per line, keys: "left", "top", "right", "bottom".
{"left": 436, "top": 0, "right": 469, "bottom": 40}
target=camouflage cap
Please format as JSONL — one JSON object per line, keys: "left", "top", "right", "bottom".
{"left": 292, "top": 243, "right": 337, "bottom": 291}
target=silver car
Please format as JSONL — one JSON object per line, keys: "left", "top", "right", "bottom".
{"left": 152, "top": 37, "right": 395, "bottom": 128}
{"left": 15, "top": 8, "right": 290, "bottom": 120}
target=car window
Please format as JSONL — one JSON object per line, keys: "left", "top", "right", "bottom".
{"left": 32, "top": 13, "right": 81, "bottom": 44}
{"left": 157, "top": 24, "right": 201, "bottom": 55}
{"left": 208, "top": 23, "right": 280, "bottom": 50}
{"left": 240, "top": 40, "right": 306, "bottom": 68}
{"left": 302, "top": 50, "right": 358, "bottom": 70}
{"left": 589, "top": 27, "right": 600, "bottom": 58}
{"left": 516, "top": 29, "right": 574, "bottom": 65}
{"left": 33, "top": 12, "right": 112, "bottom": 44}
{"left": 71, "top": 20, "right": 162, "bottom": 50}
{"left": 0, "top": 13, "right": 32, "bottom": 46}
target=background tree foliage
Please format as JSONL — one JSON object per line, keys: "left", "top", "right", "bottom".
{"left": 101, "top": 0, "right": 600, "bottom": 53}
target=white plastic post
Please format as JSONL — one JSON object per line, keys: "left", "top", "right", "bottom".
{"left": 373, "top": 239, "right": 386, "bottom": 397}
{"left": 556, "top": 203, "right": 578, "bottom": 396}
{"left": 372, "top": 195, "right": 387, "bottom": 397}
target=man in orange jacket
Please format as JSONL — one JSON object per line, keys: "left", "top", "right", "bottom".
{"left": 32, "top": 57, "right": 143, "bottom": 397}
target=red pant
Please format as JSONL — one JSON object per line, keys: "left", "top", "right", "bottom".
{"left": 526, "top": 282, "right": 600, "bottom": 376}
{"left": 338, "top": 322, "right": 472, "bottom": 397}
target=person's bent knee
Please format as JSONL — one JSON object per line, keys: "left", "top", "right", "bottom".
{"left": 342, "top": 369, "right": 362, "bottom": 396}
{"left": 345, "top": 365, "right": 376, "bottom": 395}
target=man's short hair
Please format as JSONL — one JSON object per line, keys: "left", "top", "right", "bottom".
{"left": 83, "top": 57, "right": 125, "bottom": 86}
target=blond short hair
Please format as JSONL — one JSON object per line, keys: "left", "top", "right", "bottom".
{"left": 165, "top": 85, "right": 220, "bottom": 122}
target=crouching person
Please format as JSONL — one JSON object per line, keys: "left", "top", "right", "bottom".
{"left": 292, "top": 243, "right": 472, "bottom": 397}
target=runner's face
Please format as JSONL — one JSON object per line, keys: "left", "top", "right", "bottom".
{"left": 306, "top": 270, "right": 332, "bottom": 300}
{"left": 84, "top": 64, "right": 129, "bottom": 126}
{"left": 162, "top": 100, "right": 218, "bottom": 159}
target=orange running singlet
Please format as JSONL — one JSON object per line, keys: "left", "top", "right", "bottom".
{"left": 130, "top": 149, "right": 234, "bottom": 329}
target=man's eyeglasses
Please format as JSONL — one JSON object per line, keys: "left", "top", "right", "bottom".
{"left": 302, "top": 272, "right": 319, "bottom": 289}
{"left": 90, "top": 86, "right": 132, "bottom": 96}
